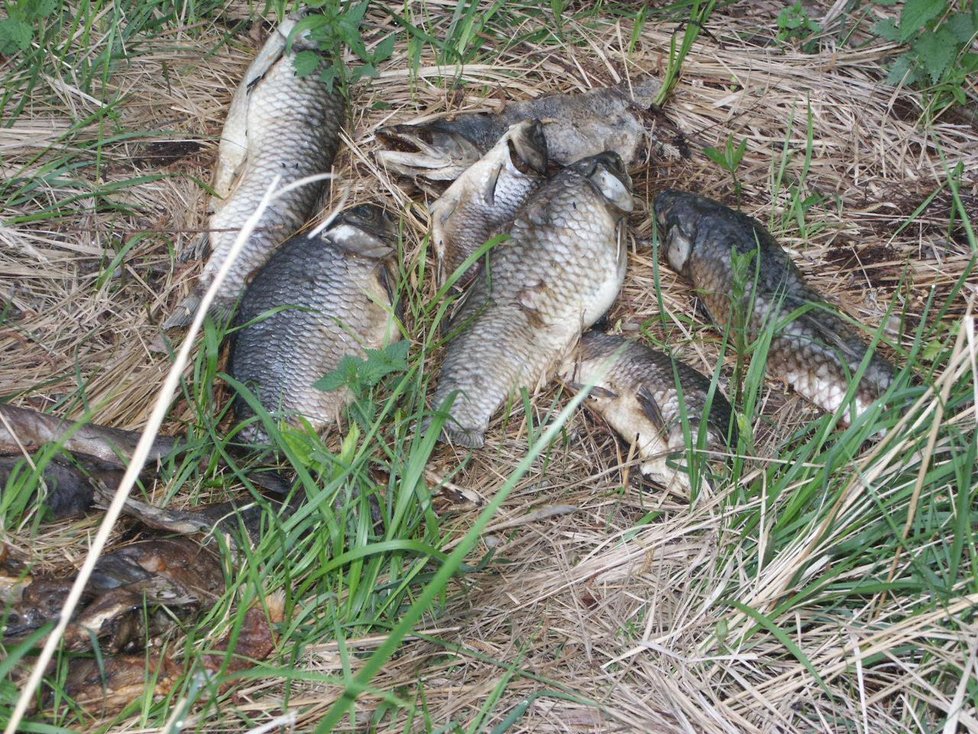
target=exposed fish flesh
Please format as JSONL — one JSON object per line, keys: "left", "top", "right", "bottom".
{"left": 558, "top": 332, "right": 736, "bottom": 490}
{"left": 430, "top": 152, "right": 633, "bottom": 448}
{"left": 229, "top": 204, "right": 400, "bottom": 442}
{"left": 654, "top": 190, "right": 896, "bottom": 422}
{"left": 164, "top": 17, "right": 345, "bottom": 327}
{"left": 430, "top": 119, "right": 548, "bottom": 287}
{"left": 3, "top": 537, "right": 224, "bottom": 650}
{"left": 377, "top": 76, "right": 660, "bottom": 181}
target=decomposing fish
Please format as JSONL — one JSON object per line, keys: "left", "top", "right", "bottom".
{"left": 3, "top": 537, "right": 224, "bottom": 650}
{"left": 0, "top": 453, "right": 125, "bottom": 520}
{"left": 229, "top": 203, "right": 400, "bottom": 443}
{"left": 377, "top": 76, "right": 660, "bottom": 181}
{"left": 164, "top": 17, "right": 345, "bottom": 327}
{"left": 654, "top": 190, "right": 897, "bottom": 422}
{"left": 429, "top": 152, "right": 634, "bottom": 448}
{"left": 558, "top": 332, "right": 736, "bottom": 490}
{"left": 0, "top": 403, "right": 176, "bottom": 467}
{"left": 430, "top": 119, "right": 548, "bottom": 287}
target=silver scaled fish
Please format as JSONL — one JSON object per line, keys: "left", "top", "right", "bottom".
{"left": 229, "top": 204, "right": 400, "bottom": 442}
{"left": 164, "top": 17, "right": 345, "bottom": 327}
{"left": 654, "top": 189, "right": 896, "bottom": 423}
{"left": 558, "top": 332, "right": 736, "bottom": 491}
{"left": 377, "top": 77, "right": 660, "bottom": 181}
{"left": 430, "top": 152, "right": 634, "bottom": 448}
{"left": 430, "top": 119, "right": 548, "bottom": 287}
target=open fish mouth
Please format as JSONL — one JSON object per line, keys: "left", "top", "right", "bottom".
{"left": 376, "top": 123, "right": 485, "bottom": 181}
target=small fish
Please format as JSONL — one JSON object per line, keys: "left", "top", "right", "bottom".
{"left": 0, "top": 404, "right": 176, "bottom": 466}
{"left": 229, "top": 204, "right": 400, "bottom": 443}
{"left": 430, "top": 119, "right": 548, "bottom": 287}
{"left": 164, "top": 17, "right": 345, "bottom": 327}
{"left": 430, "top": 152, "right": 633, "bottom": 448}
{"left": 654, "top": 190, "right": 896, "bottom": 422}
{"left": 0, "top": 453, "right": 126, "bottom": 520}
{"left": 377, "top": 77, "right": 660, "bottom": 181}
{"left": 558, "top": 332, "right": 736, "bottom": 490}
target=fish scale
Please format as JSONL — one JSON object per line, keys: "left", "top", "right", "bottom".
{"left": 431, "top": 152, "right": 633, "bottom": 448}
{"left": 229, "top": 205, "right": 399, "bottom": 443}
{"left": 655, "top": 189, "right": 896, "bottom": 423}
{"left": 164, "top": 20, "right": 345, "bottom": 327}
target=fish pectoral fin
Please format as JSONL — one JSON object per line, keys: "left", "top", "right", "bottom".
{"left": 635, "top": 387, "right": 667, "bottom": 432}
{"left": 482, "top": 161, "right": 503, "bottom": 207}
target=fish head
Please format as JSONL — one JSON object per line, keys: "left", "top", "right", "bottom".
{"left": 376, "top": 122, "right": 484, "bottom": 181}
{"left": 507, "top": 119, "right": 549, "bottom": 176}
{"left": 327, "top": 204, "right": 396, "bottom": 258}
{"left": 654, "top": 189, "right": 703, "bottom": 274}
{"left": 570, "top": 152, "right": 634, "bottom": 213}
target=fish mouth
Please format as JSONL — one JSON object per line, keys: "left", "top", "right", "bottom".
{"left": 375, "top": 124, "right": 482, "bottom": 181}
{"left": 507, "top": 119, "right": 549, "bottom": 176}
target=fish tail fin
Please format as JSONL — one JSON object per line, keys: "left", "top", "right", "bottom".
{"left": 162, "top": 292, "right": 201, "bottom": 330}
{"left": 162, "top": 292, "right": 237, "bottom": 330}
{"left": 178, "top": 231, "right": 210, "bottom": 263}
{"left": 439, "top": 422, "right": 486, "bottom": 449}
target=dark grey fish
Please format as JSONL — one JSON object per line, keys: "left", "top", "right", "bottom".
{"left": 430, "top": 152, "right": 634, "bottom": 448}
{"left": 430, "top": 119, "right": 548, "bottom": 287}
{"left": 0, "top": 453, "right": 125, "bottom": 520}
{"left": 558, "top": 332, "right": 736, "bottom": 490}
{"left": 229, "top": 204, "right": 400, "bottom": 443}
{"left": 654, "top": 190, "right": 896, "bottom": 423}
{"left": 377, "top": 76, "right": 660, "bottom": 181}
{"left": 164, "top": 17, "right": 345, "bottom": 327}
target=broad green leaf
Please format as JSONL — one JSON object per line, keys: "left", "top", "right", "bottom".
{"left": 913, "top": 27, "right": 956, "bottom": 83}
{"left": 293, "top": 49, "right": 321, "bottom": 77}
{"left": 0, "top": 18, "right": 33, "bottom": 54}
{"left": 885, "top": 52, "right": 920, "bottom": 85}
{"left": 872, "top": 18, "right": 901, "bottom": 41}
{"left": 946, "top": 11, "right": 977, "bottom": 43}
{"left": 373, "top": 34, "right": 396, "bottom": 63}
{"left": 898, "top": 0, "right": 945, "bottom": 42}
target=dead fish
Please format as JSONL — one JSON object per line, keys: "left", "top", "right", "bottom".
{"left": 430, "top": 152, "right": 633, "bottom": 448}
{"left": 164, "top": 17, "right": 345, "bottom": 327}
{"left": 0, "top": 404, "right": 176, "bottom": 467}
{"left": 558, "top": 332, "right": 736, "bottom": 490}
{"left": 0, "top": 454, "right": 122, "bottom": 520}
{"left": 92, "top": 482, "right": 293, "bottom": 550}
{"left": 229, "top": 204, "right": 400, "bottom": 443}
{"left": 377, "top": 76, "right": 660, "bottom": 181}
{"left": 654, "top": 190, "right": 897, "bottom": 423}
{"left": 430, "top": 119, "right": 548, "bottom": 288}
{"left": 63, "top": 652, "right": 178, "bottom": 712}
{"left": 4, "top": 537, "right": 224, "bottom": 650}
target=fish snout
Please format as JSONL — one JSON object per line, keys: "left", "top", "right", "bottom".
{"left": 576, "top": 151, "right": 633, "bottom": 212}
{"left": 653, "top": 190, "right": 695, "bottom": 273}
{"left": 508, "top": 119, "right": 549, "bottom": 175}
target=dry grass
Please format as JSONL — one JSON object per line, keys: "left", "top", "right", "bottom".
{"left": 1, "top": 0, "right": 976, "bottom": 731}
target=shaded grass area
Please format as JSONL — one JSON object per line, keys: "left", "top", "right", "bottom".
{"left": 1, "top": 0, "right": 977, "bottom": 732}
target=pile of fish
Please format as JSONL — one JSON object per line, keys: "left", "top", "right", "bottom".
{"left": 2, "top": 12, "right": 901, "bottom": 716}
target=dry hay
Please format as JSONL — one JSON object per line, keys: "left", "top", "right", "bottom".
{"left": 1, "top": 0, "right": 976, "bottom": 731}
